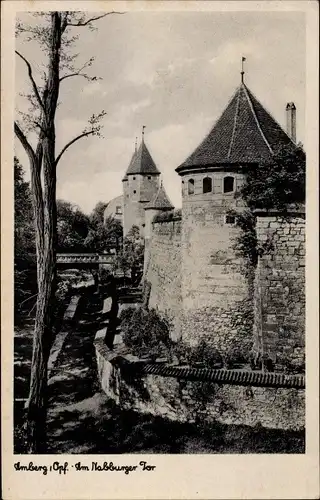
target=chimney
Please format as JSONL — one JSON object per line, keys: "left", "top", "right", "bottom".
{"left": 286, "top": 102, "right": 296, "bottom": 143}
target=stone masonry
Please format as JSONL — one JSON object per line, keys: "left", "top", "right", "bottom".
{"left": 144, "top": 218, "right": 182, "bottom": 340}
{"left": 253, "top": 211, "right": 305, "bottom": 371}
{"left": 95, "top": 340, "right": 305, "bottom": 432}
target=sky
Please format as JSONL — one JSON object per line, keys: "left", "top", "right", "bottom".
{"left": 15, "top": 10, "right": 305, "bottom": 214}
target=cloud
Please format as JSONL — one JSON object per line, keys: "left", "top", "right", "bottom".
{"left": 15, "top": 11, "right": 305, "bottom": 214}
{"left": 57, "top": 170, "right": 123, "bottom": 214}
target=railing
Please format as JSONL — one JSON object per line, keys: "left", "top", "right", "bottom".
{"left": 57, "top": 253, "right": 115, "bottom": 264}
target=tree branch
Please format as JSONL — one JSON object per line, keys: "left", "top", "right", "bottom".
{"left": 14, "top": 122, "right": 36, "bottom": 163}
{"left": 59, "top": 72, "right": 87, "bottom": 82}
{"left": 55, "top": 131, "right": 94, "bottom": 166}
{"left": 66, "top": 12, "right": 124, "bottom": 27}
{"left": 15, "top": 51, "right": 44, "bottom": 110}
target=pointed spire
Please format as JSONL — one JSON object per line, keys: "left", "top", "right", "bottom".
{"left": 177, "top": 79, "right": 296, "bottom": 173}
{"left": 125, "top": 132, "right": 160, "bottom": 176}
{"left": 144, "top": 181, "right": 174, "bottom": 211}
{"left": 241, "top": 56, "right": 246, "bottom": 83}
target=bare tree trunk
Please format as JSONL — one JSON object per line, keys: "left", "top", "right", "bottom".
{"left": 25, "top": 148, "right": 58, "bottom": 453}
{"left": 16, "top": 10, "right": 109, "bottom": 453}
{"left": 25, "top": 12, "right": 61, "bottom": 453}
{"left": 25, "top": 265, "right": 55, "bottom": 452}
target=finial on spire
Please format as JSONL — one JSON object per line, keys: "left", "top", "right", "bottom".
{"left": 142, "top": 125, "right": 146, "bottom": 141}
{"left": 135, "top": 136, "right": 138, "bottom": 152}
{"left": 241, "top": 56, "right": 246, "bottom": 83}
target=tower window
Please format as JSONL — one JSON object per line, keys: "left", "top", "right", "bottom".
{"left": 116, "top": 206, "right": 122, "bottom": 215}
{"left": 133, "top": 176, "right": 136, "bottom": 180}
{"left": 188, "top": 179, "right": 195, "bottom": 195}
{"left": 133, "top": 190, "right": 136, "bottom": 194}
{"left": 203, "top": 177, "right": 212, "bottom": 194}
{"left": 148, "top": 176, "right": 151, "bottom": 180}
{"left": 223, "top": 176, "right": 235, "bottom": 193}
{"left": 225, "top": 215, "right": 236, "bottom": 225}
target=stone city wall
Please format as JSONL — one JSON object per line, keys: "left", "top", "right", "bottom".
{"left": 144, "top": 217, "right": 182, "bottom": 339}
{"left": 95, "top": 340, "right": 305, "bottom": 432}
{"left": 253, "top": 212, "right": 305, "bottom": 371}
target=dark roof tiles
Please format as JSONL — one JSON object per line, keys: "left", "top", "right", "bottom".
{"left": 144, "top": 183, "right": 174, "bottom": 211}
{"left": 177, "top": 83, "right": 295, "bottom": 172}
{"left": 126, "top": 140, "right": 160, "bottom": 175}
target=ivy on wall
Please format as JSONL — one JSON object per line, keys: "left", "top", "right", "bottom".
{"left": 230, "top": 144, "right": 305, "bottom": 265}
{"left": 241, "top": 144, "right": 305, "bottom": 212}
{"left": 153, "top": 209, "right": 182, "bottom": 223}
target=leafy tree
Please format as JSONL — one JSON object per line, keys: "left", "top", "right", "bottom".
{"left": 240, "top": 144, "right": 305, "bottom": 211}
{"left": 85, "top": 203, "right": 122, "bottom": 253}
{"left": 14, "top": 157, "right": 37, "bottom": 316}
{"left": 14, "top": 157, "right": 35, "bottom": 261}
{"left": 89, "top": 201, "right": 108, "bottom": 227}
{"left": 115, "top": 225, "right": 144, "bottom": 284}
{"left": 56, "top": 199, "right": 89, "bottom": 252}
{"left": 14, "top": 11, "right": 122, "bottom": 453}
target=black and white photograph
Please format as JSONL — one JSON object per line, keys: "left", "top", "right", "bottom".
{"left": 1, "top": 1, "right": 319, "bottom": 498}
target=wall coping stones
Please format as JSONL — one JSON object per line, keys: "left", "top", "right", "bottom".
{"left": 94, "top": 341, "right": 305, "bottom": 389}
{"left": 48, "top": 294, "right": 81, "bottom": 378}
{"left": 253, "top": 205, "right": 305, "bottom": 217}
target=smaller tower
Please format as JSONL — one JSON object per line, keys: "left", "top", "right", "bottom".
{"left": 286, "top": 102, "right": 296, "bottom": 143}
{"left": 143, "top": 181, "right": 174, "bottom": 277}
{"left": 144, "top": 181, "right": 174, "bottom": 240}
{"left": 122, "top": 128, "right": 160, "bottom": 237}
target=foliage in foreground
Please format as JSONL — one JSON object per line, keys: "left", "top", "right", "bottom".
{"left": 120, "top": 307, "right": 173, "bottom": 361}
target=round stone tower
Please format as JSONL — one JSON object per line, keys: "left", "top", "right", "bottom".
{"left": 122, "top": 132, "right": 160, "bottom": 238}
{"left": 176, "top": 80, "right": 295, "bottom": 354}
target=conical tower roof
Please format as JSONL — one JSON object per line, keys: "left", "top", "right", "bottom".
{"left": 125, "top": 139, "right": 160, "bottom": 176}
{"left": 145, "top": 182, "right": 174, "bottom": 211}
{"left": 176, "top": 82, "right": 296, "bottom": 173}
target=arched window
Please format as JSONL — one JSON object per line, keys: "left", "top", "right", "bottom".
{"left": 223, "top": 176, "right": 234, "bottom": 193}
{"left": 203, "top": 177, "right": 212, "bottom": 194}
{"left": 188, "top": 179, "right": 195, "bottom": 195}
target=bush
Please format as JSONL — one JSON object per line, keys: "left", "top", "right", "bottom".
{"left": 121, "top": 307, "right": 173, "bottom": 361}
{"left": 56, "top": 280, "right": 70, "bottom": 304}
{"left": 153, "top": 209, "right": 182, "bottom": 223}
{"left": 173, "top": 340, "right": 223, "bottom": 368}
{"left": 223, "top": 345, "right": 250, "bottom": 369}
